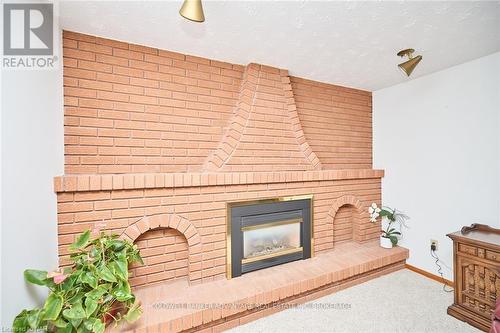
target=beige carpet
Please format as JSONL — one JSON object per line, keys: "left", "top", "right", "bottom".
{"left": 228, "top": 269, "right": 481, "bottom": 333}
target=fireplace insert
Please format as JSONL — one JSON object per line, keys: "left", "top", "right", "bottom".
{"left": 227, "top": 196, "right": 312, "bottom": 278}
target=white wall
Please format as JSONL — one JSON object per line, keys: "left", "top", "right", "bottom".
{"left": 0, "top": 41, "right": 64, "bottom": 329}
{"left": 373, "top": 52, "right": 500, "bottom": 281}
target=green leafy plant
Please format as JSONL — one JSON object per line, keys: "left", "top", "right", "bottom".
{"left": 369, "top": 203, "right": 410, "bottom": 245}
{"left": 13, "top": 230, "right": 144, "bottom": 333}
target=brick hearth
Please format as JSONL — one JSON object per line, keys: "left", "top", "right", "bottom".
{"left": 55, "top": 31, "right": 405, "bottom": 332}
{"left": 116, "top": 241, "right": 408, "bottom": 332}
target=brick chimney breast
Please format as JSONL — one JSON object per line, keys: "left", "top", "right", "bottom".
{"left": 203, "top": 63, "right": 322, "bottom": 172}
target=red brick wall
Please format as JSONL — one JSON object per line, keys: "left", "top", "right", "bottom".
{"left": 57, "top": 31, "right": 382, "bottom": 287}
{"left": 63, "top": 31, "right": 243, "bottom": 174}
{"left": 62, "top": 31, "right": 371, "bottom": 174}
{"left": 291, "top": 77, "right": 373, "bottom": 169}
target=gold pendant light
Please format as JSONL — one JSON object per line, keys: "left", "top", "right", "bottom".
{"left": 179, "top": 0, "right": 205, "bottom": 23}
{"left": 397, "top": 49, "right": 422, "bottom": 77}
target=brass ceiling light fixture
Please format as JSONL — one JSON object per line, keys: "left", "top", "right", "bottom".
{"left": 179, "top": 0, "right": 205, "bottom": 23}
{"left": 397, "top": 48, "right": 422, "bottom": 77}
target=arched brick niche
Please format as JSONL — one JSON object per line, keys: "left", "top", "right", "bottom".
{"left": 317, "top": 195, "right": 372, "bottom": 253}
{"left": 129, "top": 228, "right": 189, "bottom": 288}
{"left": 329, "top": 195, "right": 364, "bottom": 241}
{"left": 121, "top": 214, "right": 202, "bottom": 285}
{"left": 333, "top": 205, "right": 358, "bottom": 243}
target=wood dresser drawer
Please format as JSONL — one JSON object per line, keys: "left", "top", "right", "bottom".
{"left": 486, "top": 250, "right": 500, "bottom": 263}
{"left": 458, "top": 243, "right": 477, "bottom": 256}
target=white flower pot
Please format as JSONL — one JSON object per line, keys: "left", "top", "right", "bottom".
{"left": 380, "top": 236, "right": 393, "bottom": 249}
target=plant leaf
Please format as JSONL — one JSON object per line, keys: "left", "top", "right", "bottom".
{"left": 69, "top": 318, "right": 83, "bottom": 330}
{"left": 389, "top": 235, "right": 398, "bottom": 245}
{"left": 83, "top": 318, "right": 97, "bottom": 331}
{"left": 129, "top": 252, "right": 144, "bottom": 265}
{"left": 62, "top": 302, "right": 86, "bottom": 320}
{"left": 70, "top": 230, "right": 91, "bottom": 251}
{"left": 84, "top": 297, "right": 98, "bottom": 318}
{"left": 102, "top": 294, "right": 114, "bottom": 304}
{"left": 113, "top": 281, "right": 133, "bottom": 302}
{"left": 60, "top": 273, "right": 77, "bottom": 291}
{"left": 109, "top": 239, "right": 126, "bottom": 252}
{"left": 123, "top": 303, "right": 143, "bottom": 323}
{"left": 26, "top": 312, "right": 39, "bottom": 330}
{"left": 81, "top": 272, "right": 98, "bottom": 289}
{"left": 42, "top": 293, "right": 64, "bottom": 321}
{"left": 98, "top": 265, "right": 117, "bottom": 283}
{"left": 90, "top": 247, "right": 100, "bottom": 258}
{"left": 56, "top": 323, "right": 73, "bottom": 333}
{"left": 13, "top": 310, "right": 30, "bottom": 333}
{"left": 26, "top": 309, "right": 43, "bottom": 329}
{"left": 66, "top": 289, "right": 85, "bottom": 305}
{"left": 85, "top": 284, "right": 110, "bottom": 300}
{"left": 93, "top": 319, "right": 105, "bottom": 333}
{"left": 52, "top": 317, "right": 69, "bottom": 328}
{"left": 112, "top": 258, "right": 128, "bottom": 281}
{"left": 24, "top": 269, "right": 48, "bottom": 286}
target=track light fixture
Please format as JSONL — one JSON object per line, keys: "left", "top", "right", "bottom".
{"left": 397, "top": 49, "right": 422, "bottom": 77}
{"left": 179, "top": 0, "right": 205, "bottom": 23}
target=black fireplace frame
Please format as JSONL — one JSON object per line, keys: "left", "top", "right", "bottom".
{"left": 227, "top": 196, "right": 313, "bottom": 278}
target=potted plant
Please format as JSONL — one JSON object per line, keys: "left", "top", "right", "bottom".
{"left": 13, "top": 230, "right": 144, "bottom": 333}
{"left": 368, "top": 203, "right": 409, "bottom": 249}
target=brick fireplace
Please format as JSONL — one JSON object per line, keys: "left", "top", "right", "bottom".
{"left": 56, "top": 169, "right": 383, "bottom": 286}
{"left": 54, "top": 31, "right": 406, "bottom": 331}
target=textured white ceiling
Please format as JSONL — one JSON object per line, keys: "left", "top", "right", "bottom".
{"left": 59, "top": 0, "right": 500, "bottom": 91}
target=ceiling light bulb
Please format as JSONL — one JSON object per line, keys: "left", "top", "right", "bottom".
{"left": 397, "top": 49, "right": 422, "bottom": 77}
{"left": 179, "top": 0, "right": 205, "bottom": 23}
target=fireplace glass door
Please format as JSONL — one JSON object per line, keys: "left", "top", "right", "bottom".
{"left": 242, "top": 219, "right": 302, "bottom": 264}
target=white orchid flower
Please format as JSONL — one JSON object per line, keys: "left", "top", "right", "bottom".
{"left": 369, "top": 203, "right": 381, "bottom": 212}
{"left": 368, "top": 203, "right": 382, "bottom": 222}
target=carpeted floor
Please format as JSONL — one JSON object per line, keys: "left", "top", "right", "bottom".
{"left": 228, "top": 269, "right": 481, "bottom": 333}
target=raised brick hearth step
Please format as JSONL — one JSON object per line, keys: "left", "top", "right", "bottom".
{"left": 116, "top": 241, "right": 408, "bottom": 333}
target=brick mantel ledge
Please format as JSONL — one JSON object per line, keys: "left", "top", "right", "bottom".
{"left": 53, "top": 169, "right": 384, "bottom": 193}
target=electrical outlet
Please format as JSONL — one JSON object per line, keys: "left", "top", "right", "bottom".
{"left": 430, "top": 239, "right": 438, "bottom": 251}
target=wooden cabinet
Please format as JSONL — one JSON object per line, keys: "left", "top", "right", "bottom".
{"left": 448, "top": 224, "right": 500, "bottom": 332}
